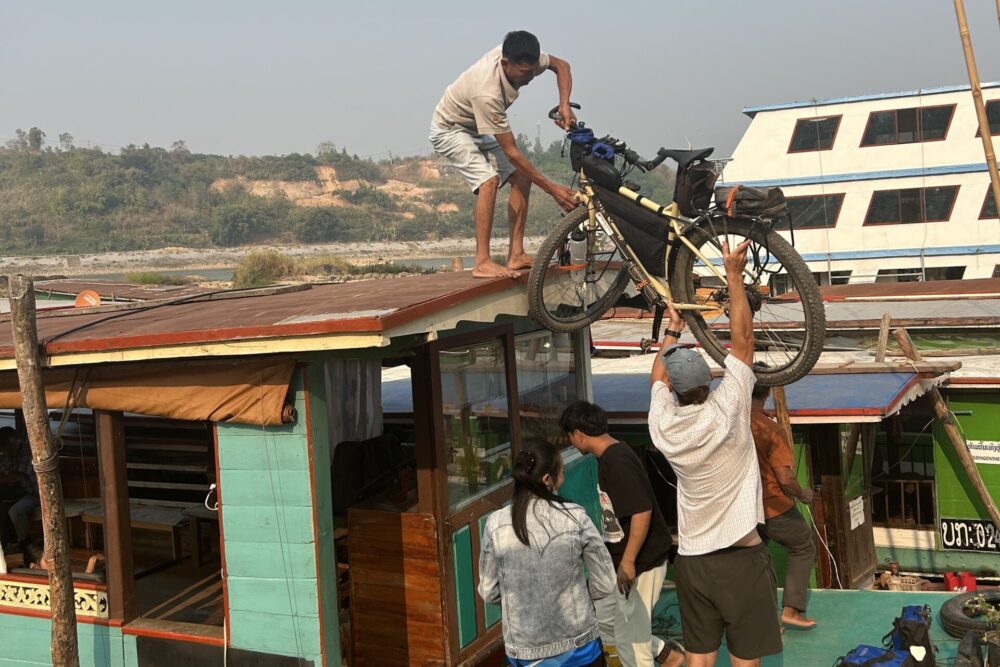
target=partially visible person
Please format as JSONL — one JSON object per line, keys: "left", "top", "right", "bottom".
{"left": 750, "top": 373, "right": 818, "bottom": 630}
{"left": 430, "top": 30, "right": 579, "bottom": 279}
{"left": 0, "top": 427, "right": 23, "bottom": 546}
{"left": 561, "top": 402, "right": 681, "bottom": 667}
{"left": 648, "top": 240, "right": 782, "bottom": 667}
{"left": 23, "top": 538, "right": 105, "bottom": 574}
{"left": 0, "top": 428, "right": 39, "bottom": 546}
{"left": 478, "top": 440, "right": 616, "bottom": 666}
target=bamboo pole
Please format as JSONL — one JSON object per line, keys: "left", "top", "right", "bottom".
{"left": 8, "top": 275, "right": 80, "bottom": 667}
{"left": 894, "top": 327, "right": 1000, "bottom": 533}
{"left": 953, "top": 0, "right": 1000, "bottom": 222}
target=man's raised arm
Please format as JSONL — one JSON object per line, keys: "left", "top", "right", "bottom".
{"left": 724, "top": 239, "right": 754, "bottom": 366}
{"left": 546, "top": 55, "right": 575, "bottom": 129}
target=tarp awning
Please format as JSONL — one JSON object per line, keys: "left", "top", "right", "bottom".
{"left": 0, "top": 358, "right": 296, "bottom": 426}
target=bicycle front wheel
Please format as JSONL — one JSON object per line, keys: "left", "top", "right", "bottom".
{"left": 669, "top": 216, "right": 826, "bottom": 386}
{"left": 527, "top": 209, "right": 630, "bottom": 333}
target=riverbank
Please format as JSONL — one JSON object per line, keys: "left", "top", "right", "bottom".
{"left": 0, "top": 238, "right": 547, "bottom": 278}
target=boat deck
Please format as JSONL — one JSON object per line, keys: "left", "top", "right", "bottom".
{"left": 653, "top": 587, "right": 966, "bottom": 665}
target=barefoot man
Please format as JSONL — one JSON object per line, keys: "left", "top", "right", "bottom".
{"left": 429, "top": 30, "right": 579, "bottom": 278}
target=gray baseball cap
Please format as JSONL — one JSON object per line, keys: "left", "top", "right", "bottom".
{"left": 661, "top": 345, "right": 712, "bottom": 394}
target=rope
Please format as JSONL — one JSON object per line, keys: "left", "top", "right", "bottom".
{"left": 32, "top": 452, "right": 61, "bottom": 473}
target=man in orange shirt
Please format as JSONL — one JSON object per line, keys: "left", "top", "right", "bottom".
{"left": 750, "top": 379, "right": 818, "bottom": 630}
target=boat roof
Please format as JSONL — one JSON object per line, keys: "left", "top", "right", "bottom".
{"left": 0, "top": 272, "right": 528, "bottom": 370}
{"left": 33, "top": 279, "right": 211, "bottom": 303}
{"left": 743, "top": 81, "right": 1000, "bottom": 117}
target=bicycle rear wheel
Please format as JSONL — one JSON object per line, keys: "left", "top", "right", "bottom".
{"left": 669, "top": 216, "right": 826, "bottom": 386}
{"left": 527, "top": 209, "right": 630, "bottom": 332}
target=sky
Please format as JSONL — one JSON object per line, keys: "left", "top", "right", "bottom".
{"left": 3, "top": 1, "right": 999, "bottom": 160}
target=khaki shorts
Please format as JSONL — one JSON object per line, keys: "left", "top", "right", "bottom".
{"left": 674, "top": 542, "right": 783, "bottom": 659}
{"left": 428, "top": 124, "right": 516, "bottom": 193}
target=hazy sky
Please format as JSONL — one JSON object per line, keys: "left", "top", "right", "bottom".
{"left": 4, "top": 1, "right": 999, "bottom": 160}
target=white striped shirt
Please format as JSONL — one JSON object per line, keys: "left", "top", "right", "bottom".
{"left": 648, "top": 355, "right": 764, "bottom": 556}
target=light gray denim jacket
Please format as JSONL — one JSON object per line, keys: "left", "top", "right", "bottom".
{"left": 478, "top": 498, "right": 617, "bottom": 660}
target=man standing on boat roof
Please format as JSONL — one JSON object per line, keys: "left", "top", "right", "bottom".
{"left": 647, "top": 240, "right": 783, "bottom": 667}
{"left": 429, "top": 30, "right": 579, "bottom": 279}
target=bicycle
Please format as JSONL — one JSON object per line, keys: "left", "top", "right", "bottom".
{"left": 526, "top": 104, "right": 826, "bottom": 386}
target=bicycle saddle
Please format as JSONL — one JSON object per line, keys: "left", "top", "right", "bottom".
{"left": 658, "top": 147, "right": 714, "bottom": 171}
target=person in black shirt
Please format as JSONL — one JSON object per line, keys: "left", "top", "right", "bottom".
{"left": 561, "top": 401, "right": 681, "bottom": 667}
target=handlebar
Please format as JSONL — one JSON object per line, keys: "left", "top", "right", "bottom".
{"left": 548, "top": 102, "right": 581, "bottom": 122}
{"left": 551, "top": 102, "right": 669, "bottom": 172}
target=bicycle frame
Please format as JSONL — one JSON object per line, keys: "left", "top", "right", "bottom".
{"left": 575, "top": 170, "right": 726, "bottom": 313}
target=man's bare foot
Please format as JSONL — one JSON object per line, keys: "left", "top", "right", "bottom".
{"left": 507, "top": 252, "right": 534, "bottom": 271}
{"left": 472, "top": 260, "right": 520, "bottom": 279}
{"left": 781, "top": 608, "right": 817, "bottom": 629}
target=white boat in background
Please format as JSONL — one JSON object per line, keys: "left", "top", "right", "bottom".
{"left": 725, "top": 82, "right": 1000, "bottom": 290}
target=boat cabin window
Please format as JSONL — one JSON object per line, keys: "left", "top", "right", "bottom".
{"left": 864, "top": 186, "right": 959, "bottom": 225}
{"left": 861, "top": 105, "right": 955, "bottom": 146}
{"left": 982, "top": 187, "right": 998, "bottom": 219}
{"left": 0, "top": 410, "right": 221, "bottom": 628}
{"left": 778, "top": 193, "right": 845, "bottom": 230}
{"left": 787, "top": 115, "right": 841, "bottom": 152}
{"left": 974, "top": 99, "right": 1000, "bottom": 137}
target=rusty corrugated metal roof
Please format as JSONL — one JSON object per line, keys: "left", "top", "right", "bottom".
{"left": 0, "top": 272, "right": 523, "bottom": 360}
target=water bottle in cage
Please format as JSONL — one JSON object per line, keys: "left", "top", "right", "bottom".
{"left": 568, "top": 228, "right": 588, "bottom": 282}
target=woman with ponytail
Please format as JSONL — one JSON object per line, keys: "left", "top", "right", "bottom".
{"left": 478, "top": 440, "right": 616, "bottom": 666}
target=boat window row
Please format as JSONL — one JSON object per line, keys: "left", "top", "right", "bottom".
{"left": 786, "top": 100, "right": 999, "bottom": 153}
{"left": 775, "top": 185, "right": 995, "bottom": 229}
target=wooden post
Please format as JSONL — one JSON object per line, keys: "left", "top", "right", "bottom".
{"left": 8, "top": 274, "right": 80, "bottom": 667}
{"left": 953, "top": 0, "right": 1000, "bottom": 223}
{"left": 94, "top": 410, "right": 136, "bottom": 621}
{"left": 771, "top": 385, "right": 793, "bottom": 444}
{"left": 894, "top": 327, "right": 1000, "bottom": 532}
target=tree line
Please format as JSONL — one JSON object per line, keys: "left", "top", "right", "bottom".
{"left": 0, "top": 128, "right": 674, "bottom": 255}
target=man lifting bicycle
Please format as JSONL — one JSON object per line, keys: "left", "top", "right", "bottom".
{"left": 430, "top": 30, "right": 579, "bottom": 279}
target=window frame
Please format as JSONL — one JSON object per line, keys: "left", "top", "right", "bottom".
{"left": 786, "top": 115, "right": 843, "bottom": 153}
{"left": 862, "top": 185, "right": 960, "bottom": 226}
{"left": 860, "top": 104, "right": 956, "bottom": 147}
{"left": 981, "top": 186, "right": 999, "bottom": 220}
{"left": 779, "top": 193, "right": 846, "bottom": 230}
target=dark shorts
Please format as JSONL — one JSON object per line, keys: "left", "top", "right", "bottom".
{"left": 674, "top": 542, "right": 783, "bottom": 659}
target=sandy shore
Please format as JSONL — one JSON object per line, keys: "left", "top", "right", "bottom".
{"left": 0, "top": 237, "right": 547, "bottom": 277}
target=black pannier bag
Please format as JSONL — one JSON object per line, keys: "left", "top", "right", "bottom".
{"left": 674, "top": 159, "right": 718, "bottom": 216}
{"left": 715, "top": 185, "right": 788, "bottom": 219}
{"left": 593, "top": 184, "right": 670, "bottom": 277}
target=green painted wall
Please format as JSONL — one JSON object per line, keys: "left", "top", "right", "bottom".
{"left": 0, "top": 613, "right": 126, "bottom": 666}
{"left": 933, "top": 392, "right": 1000, "bottom": 521}
{"left": 452, "top": 525, "right": 477, "bottom": 649}
{"left": 217, "top": 366, "right": 334, "bottom": 665}
{"left": 560, "top": 450, "right": 601, "bottom": 529}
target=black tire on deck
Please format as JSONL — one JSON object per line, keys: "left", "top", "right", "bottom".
{"left": 940, "top": 591, "right": 1000, "bottom": 639}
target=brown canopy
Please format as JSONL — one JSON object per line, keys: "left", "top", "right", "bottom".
{"left": 0, "top": 358, "right": 296, "bottom": 426}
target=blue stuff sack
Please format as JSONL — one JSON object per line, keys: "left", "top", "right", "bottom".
{"left": 835, "top": 645, "right": 916, "bottom": 666}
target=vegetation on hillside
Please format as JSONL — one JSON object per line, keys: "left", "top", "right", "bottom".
{"left": 1, "top": 127, "right": 675, "bottom": 255}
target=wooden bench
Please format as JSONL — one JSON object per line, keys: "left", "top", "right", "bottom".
{"left": 81, "top": 501, "right": 193, "bottom": 562}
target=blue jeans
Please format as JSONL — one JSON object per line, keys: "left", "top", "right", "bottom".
{"left": 9, "top": 494, "right": 40, "bottom": 543}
